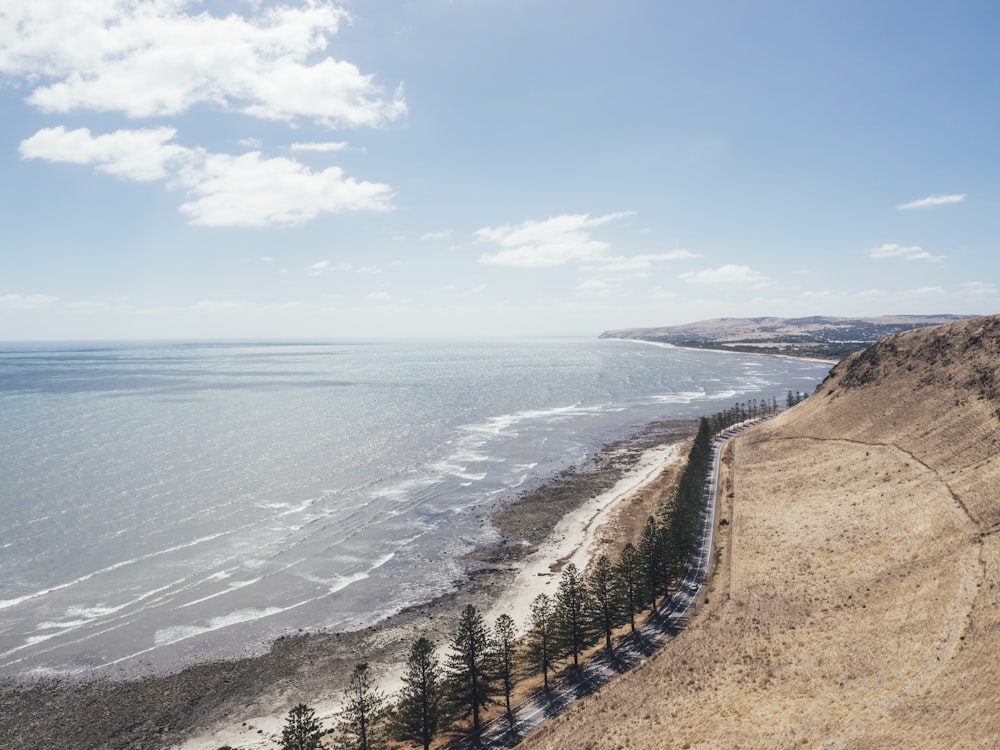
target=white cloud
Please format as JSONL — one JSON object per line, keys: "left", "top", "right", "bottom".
{"left": 175, "top": 150, "right": 393, "bottom": 227}
{"left": 420, "top": 229, "right": 452, "bottom": 241}
{"left": 308, "top": 261, "right": 333, "bottom": 276}
{"left": 291, "top": 141, "right": 350, "bottom": 152}
{"left": 962, "top": 281, "right": 997, "bottom": 297}
{"left": 19, "top": 126, "right": 186, "bottom": 181}
{"left": 868, "top": 243, "right": 944, "bottom": 262}
{"left": 188, "top": 300, "right": 246, "bottom": 311}
{"left": 679, "top": 264, "right": 769, "bottom": 288}
{"left": 20, "top": 126, "right": 393, "bottom": 227}
{"left": 582, "top": 250, "right": 698, "bottom": 272}
{"left": 477, "top": 212, "right": 635, "bottom": 267}
{"left": 0, "top": 293, "right": 59, "bottom": 308}
{"left": 798, "top": 289, "right": 835, "bottom": 301}
{"left": 366, "top": 291, "right": 391, "bottom": 301}
{"left": 896, "top": 193, "right": 966, "bottom": 210}
{"left": 907, "top": 286, "right": 945, "bottom": 296}
{"left": 857, "top": 288, "right": 889, "bottom": 300}
{"left": 307, "top": 260, "right": 353, "bottom": 276}
{"left": 1, "top": 1, "right": 406, "bottom": 128}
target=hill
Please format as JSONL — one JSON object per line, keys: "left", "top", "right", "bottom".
{"left": 525, "top": 314, "right": 1000, "bottom": 748}
{"left": 600, "top": 314, "right": 973, "bottom": 359}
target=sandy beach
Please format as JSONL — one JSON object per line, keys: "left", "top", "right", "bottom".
{"left": 0, "top": 419, "right": 695, "bottom": 750}
{"left": 484, "top": 442, "right": 682, "bottom": 634}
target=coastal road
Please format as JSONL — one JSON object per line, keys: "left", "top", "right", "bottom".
{"left": 445, "top": 425, "right": 749, "bottom": 749}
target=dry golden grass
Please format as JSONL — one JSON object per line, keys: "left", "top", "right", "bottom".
{"left": 522, "top": 315, "right": 1000, "bottom": 749}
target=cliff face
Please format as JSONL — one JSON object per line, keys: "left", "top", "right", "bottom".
{"left": 526, "top": 314, "right": 1000, "bottom": 749}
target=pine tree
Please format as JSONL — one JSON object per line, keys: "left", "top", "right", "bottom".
{"left": 524, "top": 593, "right": 554, "bottom": 690}
{"left": 446, "top": 604, "right": 494, "bottom": 732}
{"left": 390, "top": 636, "right": 448, "bottom": 750}
{"left": 333, "top": 663, "right": 386, "bottom": 750}
{"left": 280, "top": 703, "right": 326, "bottom": 750}
{"left": 615, "top": 543, "right": 641, "bottom": 631}
{"left": 637, "top": 515, "right": 662, "bottom": 608}
{"left": 491, "top": 613, "right": 518, "bottom": 716}
{"left": 587, "top": 554, "right": 619, "bottom": 652}
{"left": 554, "top": 562, "right": 594, "bottom": 667}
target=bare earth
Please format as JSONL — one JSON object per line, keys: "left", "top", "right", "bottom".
{"left": 525, "top": 315, "right": 1000, "bottom": 749}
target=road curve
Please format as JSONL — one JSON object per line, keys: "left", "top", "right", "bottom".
{"left": 444, "top": 425, "right": 748, "bottom": 750}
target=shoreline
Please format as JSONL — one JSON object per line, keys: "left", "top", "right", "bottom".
{"left": 0, "top": 419, "right": 695, "bottom": 750}
{"left": 484, "top": 441, "right": 682, "bottom": 634}
{"left": 607, "top": 336, "right": 841, "bottom": 366}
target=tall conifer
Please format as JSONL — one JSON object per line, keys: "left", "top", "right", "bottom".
{"left": 391, "top": 637, "right": 448, "bottom": 750}
{"left": 446, "top": 604, "right": 494, "bottom": 731}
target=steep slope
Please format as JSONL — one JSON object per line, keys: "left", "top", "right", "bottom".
{"left": 525, "top": 314, "right": 1000, "bottom": 749}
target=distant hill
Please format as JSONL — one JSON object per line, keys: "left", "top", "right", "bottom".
{"left": 527, "top": 314, "right": 1000, "bottom": 748}
{"left": 600, "top": 314, "right": 974, "bottom": 360}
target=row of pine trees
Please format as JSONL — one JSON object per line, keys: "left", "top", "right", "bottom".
{"left": 273, "top": 409, "right": 749, "bottom": 750}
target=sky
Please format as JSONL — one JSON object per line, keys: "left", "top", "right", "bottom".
{"left": 1, "top": 0, "right": 999, "bottom": 340}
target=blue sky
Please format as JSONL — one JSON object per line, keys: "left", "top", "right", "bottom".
{"left": 1, "top": 0, "right": 998, "bottom": 339}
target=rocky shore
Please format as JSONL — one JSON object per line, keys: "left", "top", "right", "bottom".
{"left": 0, "top": 419, "right": 694, "bottom": 750}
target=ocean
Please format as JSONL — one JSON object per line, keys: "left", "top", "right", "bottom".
{"left": 0, "top": 338, "right": 830, "bottom": 680}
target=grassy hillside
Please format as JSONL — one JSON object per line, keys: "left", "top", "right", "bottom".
{"left": 524, "top": 315, "right": 1000, "bottom": 749}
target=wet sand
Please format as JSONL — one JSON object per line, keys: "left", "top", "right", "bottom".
{"left": 0, "top": 419, "right": 695, "bottom": 750}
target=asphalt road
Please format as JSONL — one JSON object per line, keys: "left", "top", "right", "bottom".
{"left": 445, "top": 426, "right": 746, "bottom": 749}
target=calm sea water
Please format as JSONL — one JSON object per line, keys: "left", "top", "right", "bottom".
{"left": 0, "top": 338, "right": 830, "bottom": 679}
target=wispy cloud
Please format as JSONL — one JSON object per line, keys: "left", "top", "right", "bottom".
{"left": 902, "top": 286, "right": 946, "bottom": 297}
{"left": 576, "top": 279, "right": 614, "bottom": 293}
{"left": 895, "top": 193, "right": 966, "bottom": 210}
{"left": 420, "top": 230, "right": 452, "bottom": 241}
{"left": 868, "top": 243, "right": 945, "bottom": 262}
{"left": 307, "top": 260, "right": 353, "bottom": 277}
{"left": 582, "top": 250, "right": 699, "bottom": 273}
{"left": 188, "top": 300, "right": 247, "bottom": 312}
{"left": 962, "top": 281, "right": 997, "bottom": 297}
{"left": 650, "top": 287, "right": 676, "bottom": 300}
{"left": 20, "top": 127, "right": 394, "bottom": 227}
{"left": 476, "top": 212, "right": 636, "bottom": 267}
{"left": 291, "top": 141, "right": 350, "bottom": 153}
{"left": 0, "top": 293, "right": 59, "bottom": 309}
{"left": 308, "top": 261, "right": 388, "bottom": 277}
{"left": 1, "top": 2, "right": 406, "bottom": 128}
{"left": 679, "top": 264, "right": 769, "bottom": 289}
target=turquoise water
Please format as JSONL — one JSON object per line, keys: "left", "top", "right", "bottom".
{"left": 0, "top": 338, "right": 830, "bottom": 678}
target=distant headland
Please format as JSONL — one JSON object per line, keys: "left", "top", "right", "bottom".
{"left": 600, "top": 314, "right": 974, "bottom": 360}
